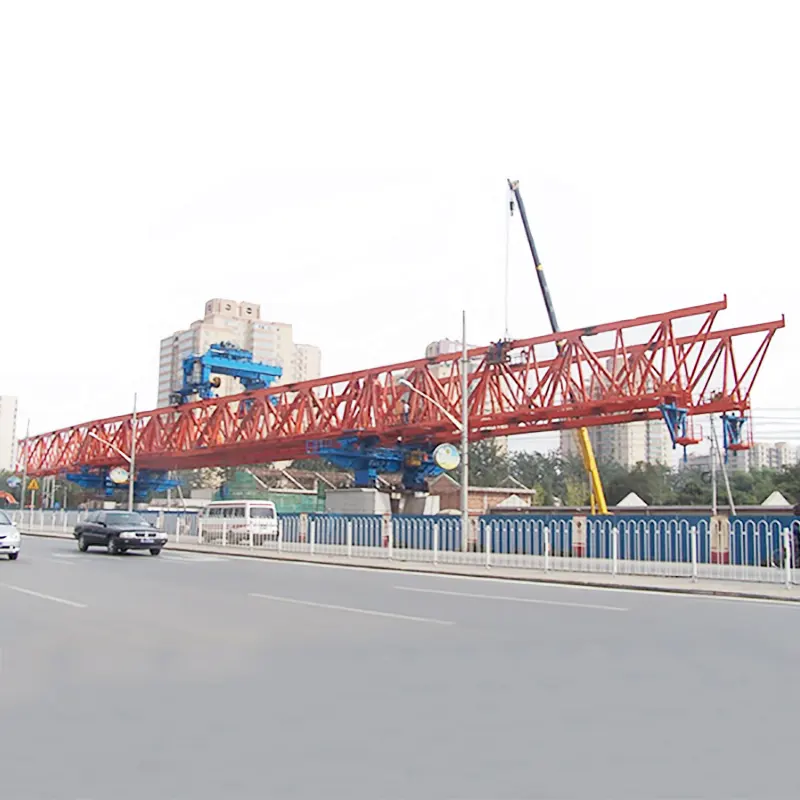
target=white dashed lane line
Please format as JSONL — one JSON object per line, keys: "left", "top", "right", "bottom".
{"left": 249, "top": 592, "right": 455, "bottom": 625}
{"left": 0, "top": 583, "right": 87, "bottom": 608}
{"left": 394, "top": 585, "right": 629, "bottom": 612}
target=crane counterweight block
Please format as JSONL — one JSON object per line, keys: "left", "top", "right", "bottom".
{"left": 17, "top": 300, "right": 784, "bottom": 478}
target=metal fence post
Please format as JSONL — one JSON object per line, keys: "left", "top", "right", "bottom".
{"left": 433, "top": 521, "right": 439, "bottom": 565}
{"left": 784, "top": 529, "right": 792, "bottom": 589}
{"left": 544, "top": 526, "right": 551, "bottom": 572}
{"left": 222, "top": 519, "right": 227, "bottom": 547}
{"left": 249, "top": 521, "right": 254, "bottom": 549}
{"left": 347, "top": 520, "right": 353, "bottom": 558}
{"left": 611, "top": 526, "right": 618, "bottom": 576}
{"left": 691, "top": 526, "right": 698, "bottom": 582}
{"left": 485, "top": 520, "right": 492, "bottom": 568}
{"left": 277, "top": 518, "right": 283, "bottom": 552}
{"left": 175, "top": 517, "right": 181, "bottom": 544}
{"left": 299, "top": 512, "right": 308, "bottom": 544}
{"left": 310, "top": 517, "right": 316, "bottom": 555}
{"left": 387, "top": 518, "right": 394, "bottom": 560}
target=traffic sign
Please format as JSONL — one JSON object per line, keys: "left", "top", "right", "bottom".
{"left": 27, "top": 478, "right": 40, "bottom": 492}
{"left": 109, "top": 467, "right": 130, "bottom": 485}
{"left": 433, "top": 443, "right": 461, "bottom": 471}
{"left": 7, "top": 476, "right": 20, "bottom": 489}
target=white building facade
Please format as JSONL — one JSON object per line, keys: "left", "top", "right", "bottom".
{"left": 560, "top": 418, "right": 672, "bottom": 469}
{"left": 0, "top": 395, "right": 19, "bottom": 472}
{"left": 747, "top": 441, "right": 798, "bottom": 471}
{"left": 157, "top": 299, "right": 322, "bottom": 407}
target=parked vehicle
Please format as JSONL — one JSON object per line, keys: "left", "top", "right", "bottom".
{"left": 0, "top": 510, "right": 21, "bottom": 560}
{"left": 73, "top": 510, "right": 168, "bottom": 555}
{"left": 200, "top": 500, "right": 278, "bottom": 545}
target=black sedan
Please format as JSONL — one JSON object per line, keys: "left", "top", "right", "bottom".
{"left": 74, "top": 510, "right": 168, "bottom": 555}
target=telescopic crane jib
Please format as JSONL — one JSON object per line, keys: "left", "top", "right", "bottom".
{"left": 507, "top": 178, "right": 609, "bottom": 514}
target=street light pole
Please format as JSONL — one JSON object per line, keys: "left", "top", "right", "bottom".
{"left": 86, "top": 391, "right": 137, "bottom": 511}
{"left": 460, "top": 310, "right": 470, "bottom": 552}
{"left": 128, "top": 393, "right": 137, "bottom": 512}
{"left": 398, "top": 312, "right": 470, "bottom": 552}
{"left": 19, "top": 419, "right": 30, "bottom": 518}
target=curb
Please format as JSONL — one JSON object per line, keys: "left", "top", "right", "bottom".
{"left": 21, "top": 529, "right": 800, "bottom": 604}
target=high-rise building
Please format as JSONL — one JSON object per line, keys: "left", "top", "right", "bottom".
{"left": 749, "top": 441, "right": 797, "bottom": 470}
{"left": 558, "top": 355, "right": 672, "bottom": 468}
{"left": 0, "top": 395, "right": 19, "bottom": 472}
{"left": 560, "top": 418, "right": 671, "bottom": 469}
{"left": 683, "top": 447, "right": 751, "bottom": 473}
{"left": 157, "top": 299, "right": 322, "bottom": 407}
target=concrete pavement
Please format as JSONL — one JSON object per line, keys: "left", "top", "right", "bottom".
{"left": 2, "top": 535, "right": 799, "bottom": 799}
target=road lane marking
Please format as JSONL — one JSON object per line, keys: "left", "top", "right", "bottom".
{"left": 160, "top": 553, "right": 224, "bottom": 563}
{"left": 0, "top": 583, "right": 87, "bottom": 608}
{"left": 49, "top": 550, "right": 222, "bottom": 563}
{"left": 48, "top": 558, "right": 75, "bottom": 566}
{"left": 394, "top": 585, "right": 628, "bottom": 612}
{"left": 249, "top": 593, "right": 454, "bottom": 625}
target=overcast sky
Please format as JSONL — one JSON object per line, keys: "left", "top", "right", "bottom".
{"left": 2, "top": 1, "right": 797, "bottom": 455}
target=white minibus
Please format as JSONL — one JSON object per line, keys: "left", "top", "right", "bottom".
{"left": 200, "top": 500, "right": 279, "bottom": 545}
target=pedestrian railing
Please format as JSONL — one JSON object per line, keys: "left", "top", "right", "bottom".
{"left": 14, "top": 509, "right": 798, "bottom": 587}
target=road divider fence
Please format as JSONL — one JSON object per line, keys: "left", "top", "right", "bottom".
{"left": 14, "top": 509, "right": 798, "bottom": 587}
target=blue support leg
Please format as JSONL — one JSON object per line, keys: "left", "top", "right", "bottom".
{"left": 658, "top": 402, "right": 699, "bottom": 462}
{"left": 721, "top": 413, "right": 748, "bottom": 462}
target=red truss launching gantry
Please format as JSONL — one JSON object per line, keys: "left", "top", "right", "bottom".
{"left": 18, "top": 296, "right": 784, "bottom": 490}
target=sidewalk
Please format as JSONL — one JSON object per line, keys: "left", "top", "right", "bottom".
{"left": 21, "top": 528, "right": 800, "bottom": 603}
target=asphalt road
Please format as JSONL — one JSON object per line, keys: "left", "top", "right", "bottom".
{"left": 1, "top": 536, "right": 799, "bottom": 800}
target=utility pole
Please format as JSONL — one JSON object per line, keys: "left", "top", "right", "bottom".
{"left": 128, "top": 393, "right": 137, "bottom": 512}
{"left": 711, "top": 417, "right": 735, "bottom": 515}
{"left": 710, "top": 419, "right": 718, "bottom": 516}
{"left": 460, "top": 310, "right": 470, "bottom": 552}
{"left": 19, "top": 419, "right": 30, "bottom": 516}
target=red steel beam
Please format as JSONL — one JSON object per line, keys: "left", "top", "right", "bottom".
{"left": 18, "top": 299, "right": 784, "bottom": 475}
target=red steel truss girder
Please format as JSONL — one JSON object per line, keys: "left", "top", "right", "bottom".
{"left": 19, "top": 298, "right": 784, "bottom": 475}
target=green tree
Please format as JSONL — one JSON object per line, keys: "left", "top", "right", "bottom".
{"left": 599, "top": 461, "right": 675, "bottom": 505}
{"left": 669, "top": 467, "right": 712, "bottom": 505}
{"left": 774, "top": 465, "right": 800, "bottom": 506}
{"left": 510, "top": 451, "right": 562, "bottom": 504}
{"left": 467, "top": 440, "right": 511, "bottom": 487}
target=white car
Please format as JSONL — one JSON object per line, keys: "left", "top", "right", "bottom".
{"left": 0, "top": 510, "right": 21, "bottom": 560}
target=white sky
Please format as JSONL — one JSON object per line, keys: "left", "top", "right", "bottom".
{"left": 2, "top": 1, "right": 797, "bottom": 455}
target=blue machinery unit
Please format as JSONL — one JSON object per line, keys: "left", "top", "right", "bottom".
{"left": 170, "top": 341, "right": 283, "bottom": 405}
{"left": 308, "top": 437, "right": 447, "bottom": 491}
{"left": 65, "top": 467, "right": 178, "bottom": 499}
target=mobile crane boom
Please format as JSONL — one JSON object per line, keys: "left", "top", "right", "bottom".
{"left": 507, "top": 179, "right": 609, "bottom": 514}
